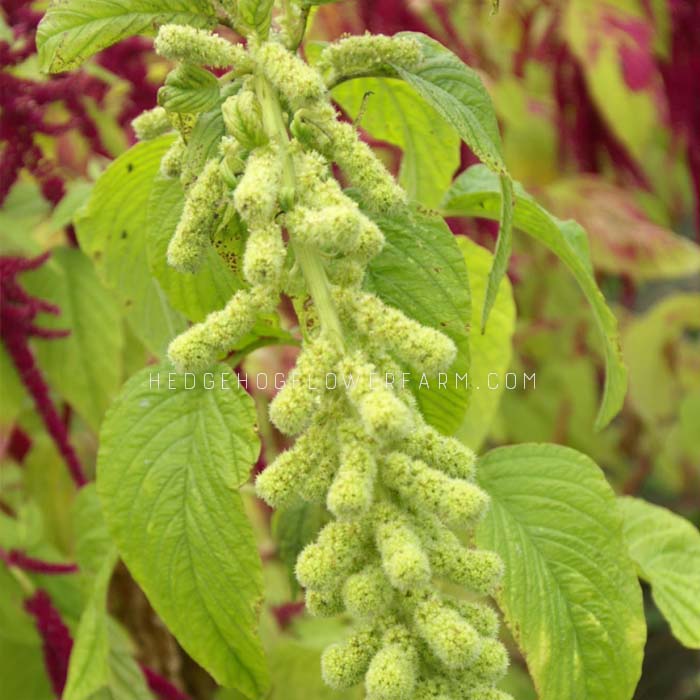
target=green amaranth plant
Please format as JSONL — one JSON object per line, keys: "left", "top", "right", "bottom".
{"left": 21, "top": 1, "right": 700, "bottom": 700}
{"left": 142, "top": 26, "right": 509, "bottom": 699}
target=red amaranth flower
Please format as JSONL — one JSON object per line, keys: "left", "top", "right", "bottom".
{"left": 0, "top": 546, "right": 78, "bottom": 574}
{"left": 0, "top": 2, "right": 159, "bottom": 206}
{"left": 23, "top": 589, "right": 73, "bottom": 696}
{"left": 18, "top": 584, "right": 192, "bottom": 700}
{"left": 0, "top": 252, "right": 87, "bottom": 487}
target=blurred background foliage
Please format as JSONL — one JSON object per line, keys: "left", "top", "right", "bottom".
{"left": 1, "top": 0, "right": 699, "bottom": 699}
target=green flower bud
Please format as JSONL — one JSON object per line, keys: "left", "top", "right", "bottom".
{"left": 365, "top": 643, "right": 417, "bottom": 700}
{"left": 349, "top": 216, "right": 385, "bottom": 263}
{"left": 167, "top": 158, "right": 225, "bottom": 273}
{"left": 374, "top": 503, "right": 431, "bottom": 590}
{"left": 222, "top": 90, "right": 267, "bottom": 148}
{"left": 404, "top": 424, "right": 476, "bottom": 480}
{"left": 255, "top": 434, "right": 315, "bottom": 508}
{"left": 286, "top": 203, "right": 361, "bottom": 253}
{"left": 269, "top": 336, "right": 340, "bottom": 435}
{"left": 341, "top": 357, "right": 413, "bottom": 440}
{"left": 464, "top": 638, "right": 509, "bottom": 683}
{"left": 382, "top": 453, "right": 488, "bottom": 525}
{"left": 463, "top": 687, "right": 514, "bottom": 700}
{"left": 446, "top": 600, "right": 500, "bottom": 639}
{"left": 343, "top": 564, "right": 394, "bottom": 618}
{"left": 423, "top": 521, "right": 504, "bottom": 596}
{"left": 160, "top": 136, "right": 186, "bottom": 178}
{"left": 167, "top": 287, "right": 264, "bottom": 372}
{"left": 326, "top": 258, "right": 365, "bottom": 288}
{"left": 319, "top": 33, "right": 422, "bottom": 84}
{"left": 414, "top": 598, "right": 481, "bottom": 670}
{"left": 325, "top": 120, "right": 406, "bottom": 213}
{"left": 348, "top": 292, "right": 457, "bottom": 374}
{"left": 327, "top": 435, "right": 376, "bottom": 519}
{"left": 233, "top": 145, "right": 281, "bottom": 227}
{"left": 132, "top": 107, "right": 172, "bottom": 141}
{"left": 413, "top": 676, "right": 455, "bottom": 700}
{"left": 296, "top": 520, "right": 369, "bottom": 591}
{"left": 155, "top": 25, "right": 253, "bottom": 70}
{"left": 321, "top": 627, "right": 380, "bottom": 689}
{"left": 305, "top": 588, "right": 344, "bottom": 617}
{"left": 291, "top": 144, "right": 329, "bottom": 190}
{"left": 257, "top": 41, "right": 326, "bottom": 108}
{"left": 243, "top": 222, "right": 286, "bottom": 286}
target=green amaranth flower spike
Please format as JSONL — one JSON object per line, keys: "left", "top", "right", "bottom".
{"left": 142, "top": 25, "right": 512, "bottom": 700}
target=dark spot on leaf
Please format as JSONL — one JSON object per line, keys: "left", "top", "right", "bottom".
{"left": 93, "top": 251, "right": 102, "bottom": 260}
{"left": 121, "top": 231, "right": 128, "bottom": 239}
{"left": 124, "top": 299, "right": 134, "bottom": 307}
{"left": 127, "top": 163, "right": 134, "bottom": 173}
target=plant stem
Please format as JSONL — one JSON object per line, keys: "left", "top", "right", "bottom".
{"left": 255, "top": 71, "right": 345, "bottom": 351}
{"left": 293, "top": 242, "right": 345, "bottom": 350}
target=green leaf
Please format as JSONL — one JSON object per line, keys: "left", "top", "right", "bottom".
{"left": 392, "top": 33, "right": 505, "bottom": 173}
{"left": 97, "top": 364, "right": 268, "bottom": 696}
{"left": 391, "top": 32, "right": 513, "bottom": 326}
{"left": 272, "top": 501, "right": 325, "bottom": 596}
{"left": 23, "top": 436, "right": 77, "bottom": 554}
{"left": 622, "top": 293, "right": 700, "bottom": 425}
{"left": 36, "top": 0, "right": 217, "bottom": 73}
{"left": 159, "top": 63, "right": 220, "bottom": 114}
{"left": 146, "top": 174, "right": 243, "bottom": 321}
{"left": 331, "top": 77, "right": 460, "bottom": 208}
{"left": 63, "top": 549, "right": 118, "bottom": 700}
{"left": 238, "top": 0, "right": 275, "bottom": 38}
{"left": 454, "top": 237, "right": 515, "bottom": 450}
{"left": 482, "top": 175, "right": 513, "bottom": 330}
{"left": 544, "top": 177, "right": 700, "bottom": 281}
{"left": 76, "top": 136, "right": 187, "bottom": 357}
{"left": 619, "top": 496, "right": 700, "bottom": 649}
{"left": 476, "top": 444, "right": 646, "bottom": 700}
{"left": 442, "top": 164, "right": 627, "bottom": 429}
{"left": 365, "top": 204, "right": 470, "bottom": 435}
{"left": 21, "top": 247, "right": 124, "bottom": 433}
{"left": 72, "top": 485, "right": 115, "bottom": 586}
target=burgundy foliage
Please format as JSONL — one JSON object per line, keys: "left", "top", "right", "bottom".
{"left": 0, "top": 0, "right": 158, "bottom": 206}
{"left": 0, "top": 252, "right": 87, "bottom": 487}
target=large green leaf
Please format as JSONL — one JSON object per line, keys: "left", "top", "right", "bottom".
{"left": 97, "top": 364, "right": 268, "bottom": 696}
{"left": 146, "top": 175, "right": 244, "bottom": 321}
{"left": 454, "top": 237, "right": 515, "bottom": 450}
{"left": 21, "top": 247, "right": 123, "bottom": 433}
{"left": 443, "top": 164, "right": 627, "bottom": 429}
{"left": 619, "top": 496, "right": 700, "bottom": 649}
{"left": 365, "top": 204, "right": 470, "bottom": 435}
{"left": 36, "top": 0, "right": 217, "bottom": 73}
{"left": 332, "top": 77, "right": 460, "bottom": 208}
{"left": 476, "top": 444, "right": 645, "bottom": 700}
{"left": 76, "top": 137, "right": 187, "bottom": 357}
{"left": 391, "top": 32, "right": 513, "bottom": 326}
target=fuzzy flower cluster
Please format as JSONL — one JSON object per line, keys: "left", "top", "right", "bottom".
{"left": 138, "top": 25, "right": 512, "bottom": 700}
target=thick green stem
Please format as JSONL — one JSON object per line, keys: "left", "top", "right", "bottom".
{"left": 294, "top": 242, "right": 345, "bottom": 350}
{"left": 255, "top": 71, "right": 345, "bottom": 351}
